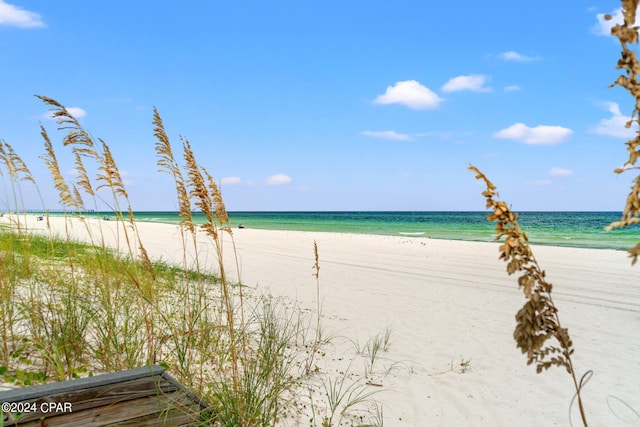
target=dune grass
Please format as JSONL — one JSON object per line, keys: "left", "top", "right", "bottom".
{"left": 604, "top": 0, "right": 640, "bottom": 261}
{"left": 0, "top": 97, "right": 388, "bottom": 426}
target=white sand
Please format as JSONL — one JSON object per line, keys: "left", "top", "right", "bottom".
{"left": 3, "top": 214, "right": 640, "bottom": 426}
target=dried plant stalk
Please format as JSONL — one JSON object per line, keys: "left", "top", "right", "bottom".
{"left": 182, "top": 137, "right": 241, "bottom": 388}
{"left": 0, "top": 140, "right": 35, "bottom": 184}
{"left": 153, "top": 108, "right": 195, "bottom": 236}
{"left": 39, "top": 126, "right": 78, "bottom": 210}
{"left": 468, "top": 164, "right": 587, "bottom": 426}
{"left": 73, "top": 152, "right": 95, "bottom": 197}
{"left": 0, "top": 139, "right": 38, "bottom": 232}
{"left": 36, "top": 95, "right": 158, "bottom": 364}
{"left": 305, "top": 241, "right": 321, "bottom": 375}
{"left": 96, "top": 139, "right": 128, "bottom": 200}
{"left": 605, "top": 0, "right": 640, "bottom": 264}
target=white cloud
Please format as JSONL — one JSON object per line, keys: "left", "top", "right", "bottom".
{"left": 442, "top": 75, "right": 491, "bottom": 93}
{"left": 361, "top": 130, "right": 413, "bottom": 141}
{"left": 504, "top": 85, "right": 521, "bottom": 92}
{"left": 0, "top": 0, "right": 44, "bottom": 28}
{"left": 550, "top": 167, "right": 572, "bottom": 177}
{"left": 43, "top": 107, "right": 87, "bottom": 120}
{"left": 494, "top": 123, "right": 572, "bottom": 145}
{"left": 526, "top": 179, "right": 553, "bottom": 186}
{"left": 266, "top": 174, "right": 291, "bottom": 185}
{"left": 414, "top": 130, "right": 472, "bottom": 139}
{"left": 591, "top": 8, "right": 640, "bottom": 36}
{"left": 498, "top": 51, "right": 541, "bottom": 62}
{"left": 590, "top": 102, "right": 636, "bottom": 138}
{"left": 67, "top": 107, "right": 87, "bottom": 118}
{"left": 373, "top": 80, "right": 443, "bottom": 109}
{"left": 221, "top": 176, "right": 241, "bottom": 185}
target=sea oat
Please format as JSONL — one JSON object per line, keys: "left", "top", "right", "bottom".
{"left": 203, "top": 167, "right": 230, "bottom": 229}
{"left": 468, "top": 164, "right": 587, "bottom": 425}
{"left": 73, "top": 152, "right": 95, "bottom": 197}
{"left": 1, "top": 141, "right": 35, "bottom": 184}
{"left": 39, "top": 126, "right": 80, "bottom": 210}
{"left": 605, "top": 0, "right": 640, "bottom": 264}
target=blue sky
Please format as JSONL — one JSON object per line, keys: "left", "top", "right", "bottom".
{"left": 0, "top": 1, "right": 637, "bottom": 211}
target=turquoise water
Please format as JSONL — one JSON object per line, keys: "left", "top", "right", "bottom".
{"left": 102, "top": 211, "right": 640, "bottom": 251}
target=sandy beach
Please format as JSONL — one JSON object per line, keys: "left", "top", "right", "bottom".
{"left": 4, "top": 214, "right": 640, "bottom": 426}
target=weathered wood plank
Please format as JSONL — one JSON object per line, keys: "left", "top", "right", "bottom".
{"left": 106, "top": 404, "right": 203, "bottom": 426}
{"left": 105, "top": 412, "right": 196, "bottom": 426}
{"left": 0, "top": 366, "right": 165, "bottom": 403}
{"left": 16, "top": 392, "right": 201, "bottom": 426}
{"left": 0, "top": 366, "right": 209, "bottom": 426}
{"left": 3, "top": 375, "right": 177, "bottom": 423}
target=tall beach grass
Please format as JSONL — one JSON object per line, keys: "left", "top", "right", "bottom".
{"left": 0, "top": 97, "right": 388, "bottom": 426}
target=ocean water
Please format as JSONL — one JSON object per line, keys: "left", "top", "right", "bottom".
{"left": 117, "top": 211, "right": 638, "bottom": 251}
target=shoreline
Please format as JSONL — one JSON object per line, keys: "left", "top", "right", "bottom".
{"left": 1, "top": 214, "right": 639, "bottom": 424}
{"left": 4, "top": 211, "right": 636, "bottom": 252}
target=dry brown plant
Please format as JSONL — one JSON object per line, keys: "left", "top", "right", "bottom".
{"left": 40, "top": 126, "right": 82, "bottom": 211}
{"left": 0, "top": 139, "right": 37, "bottom": 232}
{"left": 37, "top": 95, "right": 150, "bottom": 263}
{"left": 468, "top": 164, "right": 588, "bottom": 426}
{"left": 181, "top": 137, "right": 243, "bottom": 389}
{"left": 153, "top": 108, "right": 203, "bottom": 378}
{"left": 305, "top": 240, "right": 322, "bottom": 375}
{"left": 153, "top": 108, "right": 196, "bottom": 237}
{"left": 605, "top": 0, "right": 640, "bottom": 265}
{"left": 37, "top": 95, "right": 159, "bottom": 364}
{"left": 0, "top": 140, "right": 35, "bottom": 186}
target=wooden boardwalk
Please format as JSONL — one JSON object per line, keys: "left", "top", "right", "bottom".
{"left": 0, "top": 365, "right": 208, "bottom": 426}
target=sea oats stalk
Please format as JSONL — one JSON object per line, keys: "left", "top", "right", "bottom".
{"left": 153, "top": 109, "right": 209, "bottom": 384}
{"left": 153, "top": 108, "right": 198, "bottom": 272}
{"left": 182, "top": 137, "right": 243, "bottom": 393}
{"left": 72, "top": 151, "right": 108, "bottom": 246}
{"left": 202, "top": 168, "right": 249, "bottom": 354}
{"left": 37, "top": 95, "right": 159, "bottom": 365}
{"left": 40, "top": 126, "right": 82, "bottom": 212}
{"left": 305, "top": 240, "right": 322, "bottom": 375}
{"left": 605, "top": 0, "right": 640, "bottom": 264}
{"left": 468, "top": 164, "right": 587, "bottom": 426}
{"left": 0, "top": 139, "right": 38, "bottom": 233}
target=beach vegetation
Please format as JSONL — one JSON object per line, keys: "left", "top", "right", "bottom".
{"left": 605, "top": 0, "right": 640, "bottom": 264}
{"left": 468, "top": 166, "right": 587, "bottom": 425}
{"left": 466, "top": 2, "right": 640, "bottom": 426}
{"left": 0, "top": 96, "right": 391, "bottom": 425}
{"left": 449, "top": 355, "right": 472, "bottom": 374}
{"left": 304, "top": 240, "right": 323, "bottom": 376}
{"left": 315, "top": 366, "right": 382, "bottom": 427}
